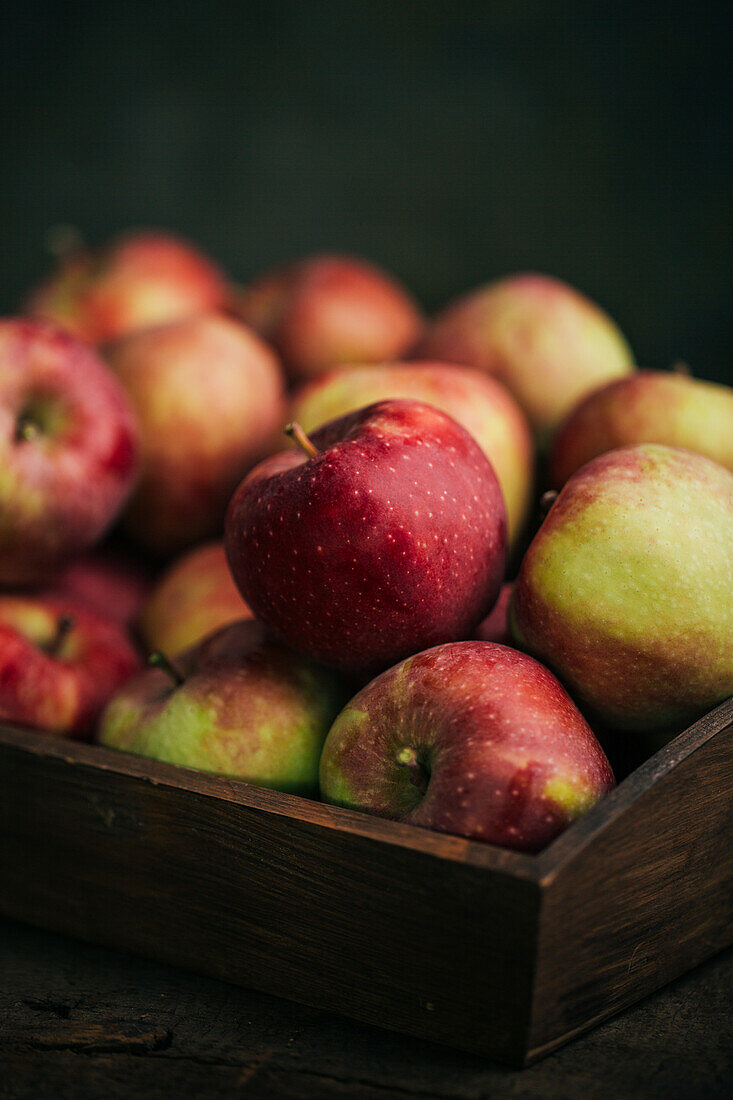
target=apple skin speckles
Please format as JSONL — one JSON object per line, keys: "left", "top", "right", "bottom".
{"left": 319, "top": 641, "right": 614, "bottom": 852}
{"left": 225, "top": 400, "right": 507, "bottom": 676}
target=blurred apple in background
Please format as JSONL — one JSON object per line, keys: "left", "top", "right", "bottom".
{"left": 290, "top": 361, "right": 533, "bottom": 546}
{"left": 0, "top": 319, "right": 139, "bottom": 584}
{"left": 511, "top": 444, "right": 733, "bottom": 735}
{"left": 319, "top": 641, "right": 615, "bottom": 852}
{"left": 226, "top": 400, "right": 507, "bottom": 676}
{"left": 473, "top": 582, "right": 513, "bottom": 644}
{"left": 549, "top": 369, "right": 733, "bottom": 487}
{"left": 236, "top": 253, "right": 423, "bottom": 382}
{"left": 99, "top": 619, "right": 343, "bottom": 794}
{"left": 417, "top": 273, "right": 634, "bottom": 442}
{"left": 106, "top": 313, "right": 286, "bottom": 557}
{"left": 24, "top": 230, "right": 231, "bottom": 344}
{"left": 138, "top": 540, "right": 252, "bottom": 657}
{"left": 0, "top": 594, "right": 140, "bottom": 739}
{"left": 50, "top": 545, "right": 153, "bottom": 626}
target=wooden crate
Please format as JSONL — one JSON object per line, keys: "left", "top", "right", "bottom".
{"left": 1, "top": 695, "right": 731, "bottom": 1066}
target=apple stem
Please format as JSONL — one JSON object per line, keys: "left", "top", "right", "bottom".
{"left": 540, "top": 490, "right": 558, "bottom": 517}
{"left": 148, "top": 650, "right": 185, "bottom": 687}
{"left": 48, "top": 614, "right": 74, "bottom": 657}
{"left": 15, "top": 416, "right": 40, "bottom": 443}
{"left": 284, "top": 422, "right": 319, "bottom": 459}
{"left": 672, "top": 360, "right": 692, "bottom": 376}
{"left": 395, "top": 746, "right": 430, "bottom": 793}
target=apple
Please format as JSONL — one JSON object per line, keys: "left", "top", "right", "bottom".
{"left": 225, "top": 400, "right": 507, "bottom": 676}
{"left": 549, "top": 369, "right": 733, "bottom": 488}
{"left": 290, "top": 361, "right": 533, "bottom": 545}
{"left": 25, "top": 230, "right": 231, "bottom": 344}
{"left": 473, "top": 582, "right": 513, "bottom": 644}
{"left": 105, "top": 313, "right": 286, "bottom": 557}
{"left": 511, "top": 444, "right": 733, "bottom": 734}
{"left": 50, "top": 545, "right": 153, "bottom": 626}
{"left": 138, "top": 540, "right": 252, "bottom": 657}
{"left": 0, "top": 594, "right": 141, "bottom": 739}
{"left": 0, "top": 319, "right": 140, "bottom": 585}
{"left": 319, "top": 641, "right": 614, "bottom": 852}
{"left": 417, "top": 273, "right": 634, "bottom": 441}
{"left": 236, "top": 253, "right": 423, "bottom": 382}
{"left": 98, "top": 619, "right": 343, "bottom": 794}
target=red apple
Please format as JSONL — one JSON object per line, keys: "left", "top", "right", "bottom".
{"left": 98, "top": 620, "right": 343, "bottom": 794}
{"left": 236, "top": 254, "right": 423, "bottom": 382}
{"left": 473, "top": 582, "right": 513, "bottom": 644}
{"left": 319, "top": 641, "right": 615, "bottom": 852}
{"left": 549, "top": 369, "right": 733, "bottom": 488}
{"left": 417, "top": 273, "right": 634, "bottom": 441}
{"left": 138, "top": 541, "right": 252, "bottom": 657}
{"left": 0, "top": 594, "right": 141, "bottom": 739}
{"left": 290, "top": 360, "right": 533, "bottom": 545}
{"left": 105, "top": 313, "right": 286, "bottom": 556}
{"left": 49, "top": 545, "right": 153, "bottom": 626}
{"left": 25, "top": 230, "right": 231, "bottom": 344}
{"left": 0, "top": 319, "right": 139, "bottom": 585}
{"left": 225, "top": 400, "right": 507, "bottom": 676}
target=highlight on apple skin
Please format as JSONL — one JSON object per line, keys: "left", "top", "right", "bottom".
{"left": 319, "top": 641, "right": 615, "bottom": 853}
{"left": 138, "top": 541, "right": 252, "bottom": 657}
{"left": 236, "top": 253, "right": 423, "bottom": 382}
{"left": 98, "top": 619, "right": 344, "bottom": 796}
{"left": 0, "top": 595, "right": 141, "bottom": 740}
{"left": 105, "top": 313, "right": 286, "bottom": 557}
{"left": 225, "top": 399, "right": 507, "bottom": 677}
{"left": 25, "top": 229, "right": 232, "bottom": 345}
{"left": 549, "top": 369, "right": 733, "bottom": 488}
{"left": 417, "top": 272, "right": 634, "bottom": 442}
{"left": 290, "top": 360, "right": 534, "bottom": 546}
{"left": 511, "top": 444, "right": 733, "bottom": 735}
{"left": 0, "top": 318, "right": 140, "bottom": 585}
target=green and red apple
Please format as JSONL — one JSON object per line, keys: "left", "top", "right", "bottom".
{"left": 237, "top": 253, "right": 423, "bottom": 382}
{"left": 225, "top": 400, "right": 507, "bottom": 676}
{"left": 319, "top": 641, "right": 614, "bottom": 852}
{"left": 511, "top": 444, "right": 733, "bottom": 733}
{"left": 549, "top": 370, "right": 733, "bottom": 487}
{"left": 0, "top": 319, "right": 139, "bottom": 584}
{"left": 0, "top": 594, "right": 140, "bottom": 739}
{"left": 98, "top": 620, "right": 343, "bottom": 794}
{"left": 106, "top": 313, "right": 286, "bottom": 556}
{"left": 25, "top": 230, "right": 231, "bottom": 344}
{"left": 290, "top": 361, "right": 533, "bottom": 545}
{"left": 417, "top": 273, "right": 634, "bottom": 441}
{"left": 139, "top": 541, "right": 252, "bottom": 656}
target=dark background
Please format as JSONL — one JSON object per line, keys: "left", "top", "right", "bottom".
{"left": 2, "top": 0, "right": 731, "bottom": 383}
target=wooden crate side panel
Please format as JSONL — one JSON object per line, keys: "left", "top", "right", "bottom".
{"left": 0, "top": 740, "right": 540, "bottom": 1065}
{"left": 528, "top": 719, "right": 733, "bottom": 1060}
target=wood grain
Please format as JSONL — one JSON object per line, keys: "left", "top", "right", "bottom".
{"left": 1, "top": 694, "right": 731, "bottom": 1066}
{"left": 528, "top": 698, "right": 733, "bottom": 1061}
{"left": 0, "top": 726, "right": 539, "bottom": 1064}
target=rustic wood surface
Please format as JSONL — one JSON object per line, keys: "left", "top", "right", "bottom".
{"left": 1, "top": 697, "right": 732, "bottom": 1068}
{"left": 1, "top": 918, "right": 731, "bottom": 1099}
{"left": 528, "top": 704, "right": 733, "bottom": 1058}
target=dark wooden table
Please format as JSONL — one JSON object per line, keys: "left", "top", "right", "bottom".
{"left": 1, "top": 919, "right": 731, "bottom": 1099}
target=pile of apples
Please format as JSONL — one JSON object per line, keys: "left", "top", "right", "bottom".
{"left": 2, "top": 230, "right": 732, "bottom": 853}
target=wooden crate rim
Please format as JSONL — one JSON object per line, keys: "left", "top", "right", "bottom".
{"left": 2, "top": 694, "right": 732, "bottom": 886}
